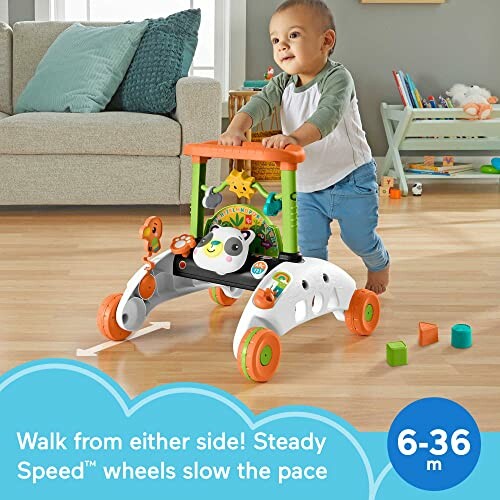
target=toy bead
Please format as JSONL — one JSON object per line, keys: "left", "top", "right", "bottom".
{"left": 389, "top": 187, "right": 401, "bottom": 199}
{"left": 202, "top": 186, "right": 223, "bottom": 209}
{"left": 418, "top": 322, "right": 438, "bottom": 346}
{"left": 263, "top": 192, "right": 282, "bottom": 216}
{"left": 226, "top": 169, "right": 256, "bottom": 199}
{"left": 386, "top": 341, "right": 408, "bottom": 367}
{"left": 451, "top": 324, "right": 472, "bottom": 349}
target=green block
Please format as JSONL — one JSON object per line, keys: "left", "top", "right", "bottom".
{"left": 451, "top": 324, "right": 472, "bottom": 349}
{"left": 386, "top": 341, "right": 408, "bottom": 367}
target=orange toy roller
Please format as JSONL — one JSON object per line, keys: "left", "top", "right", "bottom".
{"left": 209, "top": 287, "right": 238, "bottom": 307}
{"left": 345, "top": 289, "right": 380, "bottom": 336}
{"left": 97, "top": 293, "right": 132, "bottom": 341}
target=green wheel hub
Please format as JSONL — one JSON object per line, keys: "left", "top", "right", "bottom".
{"left": 260, "top": 345, "right": 273, "bottom": 366}
{"left": 210, "top": 287, "right": 219, "bottom": 304}
{"left": 364, "top": 304, "right": 374, "bottom": 322}
{"left": 241, "top": 327, "right": 263, "bottom": 380}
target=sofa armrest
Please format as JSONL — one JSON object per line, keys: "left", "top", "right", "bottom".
{"left": 176, "top": 77, "right": 222, "bottom": 204}
{"left": 0, "top": 22, "right": 12, "bottom": 115}
{"left": 176, "top": 76, "right": 221, "bottom": 146}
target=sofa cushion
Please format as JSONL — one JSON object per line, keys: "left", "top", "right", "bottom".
{"left": 15, "top": 21, "right": 148, "bottom": 113}
{"left": 109, "top": 10, "right": 201, "bottom": 114}
{"left": 12, "top": 22, "right": 126, "bottom": 108}
{"left": 0, "top": 112, "right": 181, "bottom": 156}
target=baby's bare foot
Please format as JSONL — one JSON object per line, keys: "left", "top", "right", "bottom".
{"left": 365, "top": 266, "right": 390, "bottom": 295}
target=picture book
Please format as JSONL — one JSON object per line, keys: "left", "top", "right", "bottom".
{"left": 400, "top": 71, "right": 416, "bottom": 108}
{"left": 406, "top": 162, "right": 475, "bottom": 175}
{"left": 392, "top": 71, "right": 410, "bottom": 107}
{"left": 392, "top": 70, "right": 424, "bottom": 108}
{"left": 406, "top": 74, "right": 423, "bottom": 108}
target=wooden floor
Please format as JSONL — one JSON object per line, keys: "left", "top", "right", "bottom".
{"left": 1, "top": 183, "right": 499, "bottom": 431}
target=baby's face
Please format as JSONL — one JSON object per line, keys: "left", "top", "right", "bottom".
{"left": 269, "top": 6, "right": 332, "bottom": 77}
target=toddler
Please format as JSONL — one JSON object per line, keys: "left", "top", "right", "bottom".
{"left": 219, "top": 0, "right": 389, "bottom": 294}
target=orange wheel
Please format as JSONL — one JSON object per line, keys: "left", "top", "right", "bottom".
{"left": 209, "top": 287, "right": 237, "bottom": 307}
{"left": 97, "top": 293, "right": 132, "bottom": 341}
{"left": 345, "top": 289, "right": 380, "bottom": 336}
{"left": 237, "top": 327, "right": 281, "bottom": 382}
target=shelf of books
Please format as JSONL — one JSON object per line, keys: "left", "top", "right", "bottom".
{"left": 405, "top": 160, "right": 489, "bottom": 179}
{"left": 381, "top": 71, "right": 500, "bottom": 194}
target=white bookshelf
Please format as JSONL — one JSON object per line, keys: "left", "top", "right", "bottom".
{"left": 380, "top": 103, "right": 500, "bottom": 194}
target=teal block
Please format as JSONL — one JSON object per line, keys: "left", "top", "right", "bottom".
{"left": 386, "top": 341, "right": 408, "bottom": 367}
{"left": 451, "top": 324, "right": 473, "bottom": 349}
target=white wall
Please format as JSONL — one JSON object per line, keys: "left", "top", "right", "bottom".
{"left": 8, "top": 0, "right": 34, "bottom": 25}
{"left": 247, "top": 0, "right": 500, "bottom": 155}
{"left": 0, "top": 0, "right": 8, "bottom": 23}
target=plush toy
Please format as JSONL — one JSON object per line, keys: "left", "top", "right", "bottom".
{"left": 265, "top": 66, "right": 274, "bottom": 80}
{"left": 412, "top": 182, "right": 423, "bottom": 196}
{"left": 446, "top": 84, "right": 498, "bottom": 120}
{"left": 193, "top": 225, "right": 255, "bottom": 275}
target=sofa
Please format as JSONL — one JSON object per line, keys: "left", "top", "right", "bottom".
{"left": 0, "top": 21, "right": 222, "bottom": 205}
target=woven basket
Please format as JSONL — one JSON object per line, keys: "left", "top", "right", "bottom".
{"left": 251, "top": 111, "right": 281, "bottom": 181}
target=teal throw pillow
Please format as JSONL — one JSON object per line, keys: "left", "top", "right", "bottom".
{"left": 109, "top": 9, "right": 201, "bottom": 115}
{"left": 15, "top": 21, "right": 148, "bottom": 113}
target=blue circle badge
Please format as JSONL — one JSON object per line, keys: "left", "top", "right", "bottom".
{"left": 387, "top": 397, "right": 481, "bottom": 491}
{"left": 251, "top": 261, "right": 268, "bottom": 279}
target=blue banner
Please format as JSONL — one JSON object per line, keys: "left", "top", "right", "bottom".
{"left": 0, "top": 359, "right": 495, "bottom": 499}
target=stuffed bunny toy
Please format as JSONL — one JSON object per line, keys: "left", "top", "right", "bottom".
{"left": 446, "top": 84, "right": 498, "bottom": 120}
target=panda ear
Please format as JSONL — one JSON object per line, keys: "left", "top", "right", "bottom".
{"left": 241, "top": 229, "right": 255, "bottom": 244}
{"left": 209, "top": 224, "right": 220, "bottom": 232}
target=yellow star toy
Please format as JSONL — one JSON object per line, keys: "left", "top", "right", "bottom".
{"left": 226, "top": 168, "right": 256, "bottom": 199}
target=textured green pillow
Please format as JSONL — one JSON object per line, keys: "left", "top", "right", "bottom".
{"left": 109, "top": 9, "right": 201, "bottom": 115}
{"left": 15, "top": 21, "right": 148, "bottom": 113}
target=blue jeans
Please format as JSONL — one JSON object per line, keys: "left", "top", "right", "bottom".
{"left": 297, "top": 160, "right": 390, "bottom": 272}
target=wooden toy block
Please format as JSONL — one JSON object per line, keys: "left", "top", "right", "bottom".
{"left": 379, "top": 186, "right": 390, "bottom": 197}
{"left": 381, "top": 176, "right": 395, "bottom": 188}
{"left": 451, "top": 324, "right": 473, "bottom": 349}
{"left": 443, "top": 155, "right": 455, "bottom": 167}
{"left": 386, "top": 341, "right": 408, "bottom": 367}
{"left": 419, "top": 322, "right": 439, "bottom": 346}
{"left": 389, "top": 187, "right": 401, "bottom": 199}
{"left": 424, "top": 156, "right": 435, "bottom": 167}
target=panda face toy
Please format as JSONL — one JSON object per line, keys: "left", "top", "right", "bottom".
{"left": 193, "top": 225, "right": 255, "bottom": 275}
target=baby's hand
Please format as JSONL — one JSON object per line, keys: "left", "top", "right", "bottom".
{"left": 262, "top": 134, "right": 298, "bottom": 149}
{"left": 218, "top": 129, "right": 246, "bottom": 146}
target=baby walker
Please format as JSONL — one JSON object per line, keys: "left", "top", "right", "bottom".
{"left": 97, "top": 142, "right": 381, "bottom": 382}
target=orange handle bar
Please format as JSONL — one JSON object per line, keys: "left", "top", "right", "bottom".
{"left": 183, "top": 141, "right": 305, "bottom": 170}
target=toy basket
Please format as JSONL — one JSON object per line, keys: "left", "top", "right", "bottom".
{"left": 251, "top": 110, "right": 281, "bottom": 181}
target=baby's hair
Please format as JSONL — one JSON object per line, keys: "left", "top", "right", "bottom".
{"left": 274, "top": 0, "right": 336, "bottom": 54}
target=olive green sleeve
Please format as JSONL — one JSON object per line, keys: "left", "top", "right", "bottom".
{"left": 238, "top": 72, "right": 291, "bottom": 127}
{"left": 306, "top": 66, "right": 355, "bottom": 138}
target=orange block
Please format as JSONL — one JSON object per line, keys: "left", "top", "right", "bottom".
{"left": 389, "top": 188, "right": 401, "bottom": 199}
{"left": 419, "top": 322, "right": 439, "bottom": 346}
{"left": 443, "top": 155, "right": 455, "bottom": 167}
{"left": 424, "top": 156, "right": 435, "bottom": 167}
